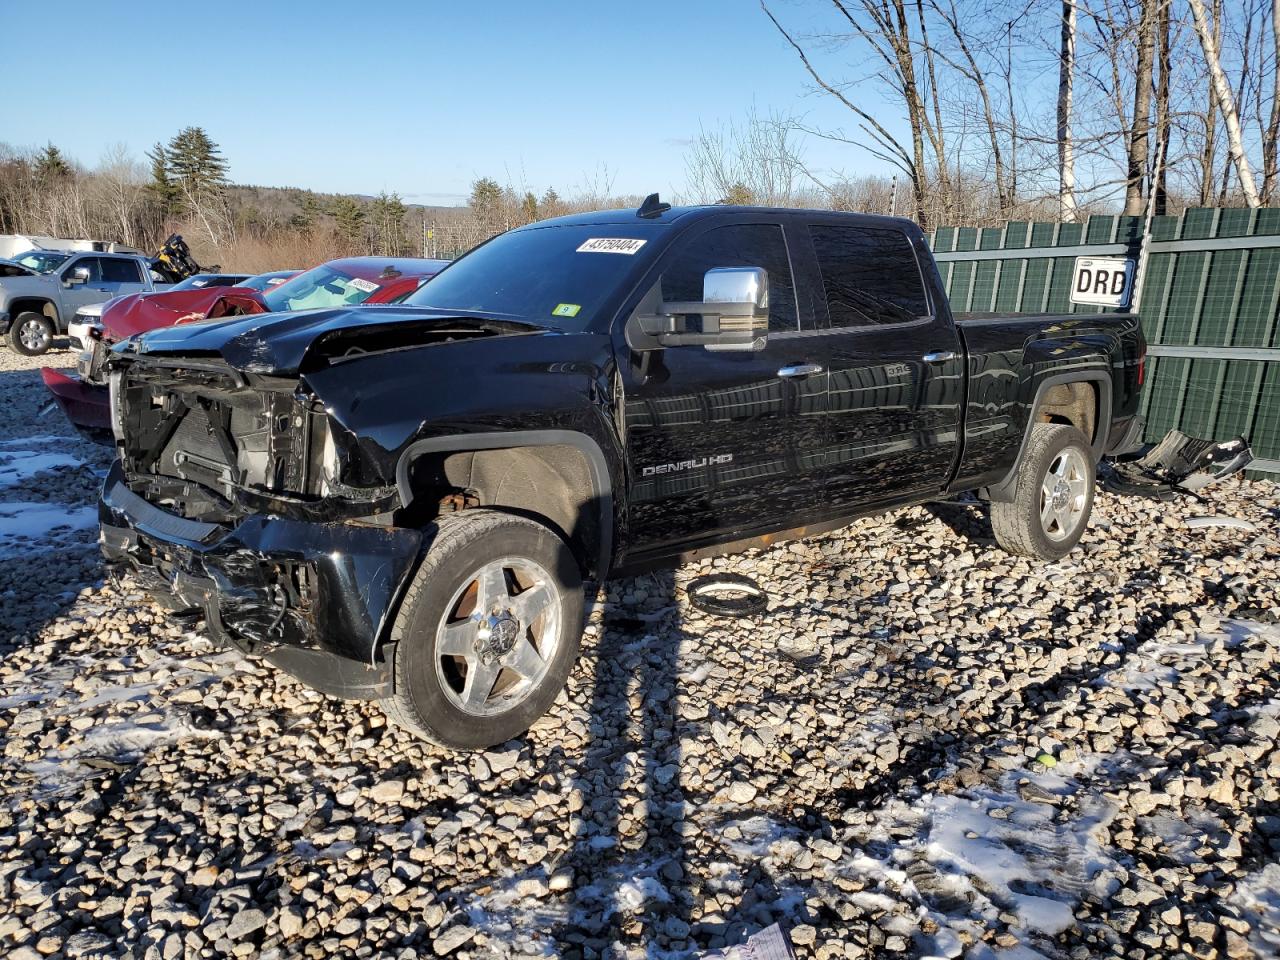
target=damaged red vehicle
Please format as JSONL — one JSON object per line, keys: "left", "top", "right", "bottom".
{"left": 43, "top": 257, "right": 449, "bottom": 434}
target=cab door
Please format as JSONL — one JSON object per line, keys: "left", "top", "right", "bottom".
{"left": 616, "top": 218, "right": 828, "bottom": 563}
{"left": 58, "top": 256, "right": 111, "bottom": 319}
{"left": 803, "top": 219, "right": 965, "bottom": 507}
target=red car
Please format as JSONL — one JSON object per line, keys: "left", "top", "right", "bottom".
{"left": 44, "top": 257, "right": 450, "bottom": 434}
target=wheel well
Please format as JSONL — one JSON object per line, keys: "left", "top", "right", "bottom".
{"left": 1033, "top": 380, "right": 1098, "bottom": 444}
{"left": 400, "top": 444, "right": 604, "bottom": 578}
{"left": 8, "top": 298, "right": 58, "bottom": 326}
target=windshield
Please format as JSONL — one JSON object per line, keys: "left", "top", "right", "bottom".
{"left": 262, "top": 264, "right": 387, "bottom": 312}
{"left": 405, "top": 224, "right": 659, "bottom": 329}
{"left": 169, "top": 274, "right": 247, "bottom": 291}
{"left": 237, "top": 271, "right": 295, "bottom": 291}
{"left": 12, "top": 251, "right": 70, "bottom": 274}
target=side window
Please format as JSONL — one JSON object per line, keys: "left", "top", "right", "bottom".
{"left": 101, "top": 258, "right": 143, "bottom": 283}
{"left": 661, "top": 223, "right": 798, "bottom": 332}
{"left": 61, "top": 257, "right": 102, "bottom": 283}
{"left": 809, "top": 224, "right": 929, "bottom": 327}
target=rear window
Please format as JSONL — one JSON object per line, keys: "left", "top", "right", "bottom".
{"left": 809, "top": 224, "right": 928, "bottom": 327}
{"left": 101, "top": 258, "right": 143, "bottom": 283}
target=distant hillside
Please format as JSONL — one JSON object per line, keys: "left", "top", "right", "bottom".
{"left": 228, "top": 184, "right": 458, "bottom": 223}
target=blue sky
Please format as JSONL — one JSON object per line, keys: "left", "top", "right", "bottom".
{"left": 0, "top": 0, "right": 899, "bottom": 205}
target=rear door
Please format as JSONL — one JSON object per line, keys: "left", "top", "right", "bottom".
{"left": 803, "top": 219, "right": 965, "bottom": 507}
{"left": 99, "top": 256, "right": 149, "bottom": 298}
{"left": 617, "top": 218, "right": 828, "bottom": 561}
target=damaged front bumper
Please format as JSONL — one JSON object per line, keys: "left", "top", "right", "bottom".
{"left": 99, "top": 460, "right": 423, "bottom": 699}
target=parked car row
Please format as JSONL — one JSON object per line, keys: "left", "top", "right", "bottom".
{"left": 42, "top": 257, "right": 448, "bottom": 433}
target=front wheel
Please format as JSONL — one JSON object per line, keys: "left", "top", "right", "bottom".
{"left": 9, "top": 312, "right": 54, "bottom": 356}
{"left": 381, "top": 509, "right": 584, "bottom": 750}
{"left": 990, "top": 423, "right": 1095, "bottom": 561}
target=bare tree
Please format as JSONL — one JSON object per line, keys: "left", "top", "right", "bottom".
{"left": 1153, "top": 0, "right": 1173, "bottom": 213}
{"left": 1265, "top": 0, "right": 1280, "bottom": 201}
{"left": 930, "top": 0, "right": 1012, "bottom": 212}
{"left": 1187, "top": 0, "right": 1262, "bottom": 204}
{"left": 1057, "top": 0, "right": 1080, "bottom": 220}
{"left": 761, "top": 1, "right": 937, "bottom": 225}
{"left": 1124, "top": 0, "right": 1157, "bottom": 214}
{"left": 684, "top": 110, "right": 805, "bottom": 205}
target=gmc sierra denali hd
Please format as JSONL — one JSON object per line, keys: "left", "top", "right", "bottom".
{"left": 99, "top": 198, "right": 1146, "bottom": 749}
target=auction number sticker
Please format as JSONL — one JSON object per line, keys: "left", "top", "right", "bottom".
{"left": 348, "top": 277, "right": 379, "bottom": 293}
{"left": 552, "top": 303, "right": 581, "bottom": 317}
{"left": 577, "top": 238, "right": 646, "bottom": 255}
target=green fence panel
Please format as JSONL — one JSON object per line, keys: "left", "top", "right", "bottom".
{"left": 929, "top": 206, "right": 1280, "bottom": 477}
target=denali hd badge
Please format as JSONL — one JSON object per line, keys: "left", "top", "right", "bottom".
{"left": 642, "top": 454, "right": 733, "bottom": 477}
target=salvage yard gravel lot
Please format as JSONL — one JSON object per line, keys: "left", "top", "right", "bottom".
{"left": 1, "top": 346, "right": 1278, "bottom": 960}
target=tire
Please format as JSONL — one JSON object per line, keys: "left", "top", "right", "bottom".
{"left": 8, "top": 312, "right": 54, "bottom": 356}
{"left": 991, "top": 423, "right": 1095, "bottom": 561}
{"left": 380, "top": 509, "right": 584, "bottom": 750}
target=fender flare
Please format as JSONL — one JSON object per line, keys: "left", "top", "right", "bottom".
{"left": 395, "top": 429, "right": 615, "bottom": 579}
{"left": 983, "top": 370, "right": 1112, "bottom": 503}
{"left": 2, "top": 296, "right": 59, "bottom": 333}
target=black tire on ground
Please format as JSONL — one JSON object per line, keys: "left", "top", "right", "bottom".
{"left": 8, "top": 312, "right": 54, "bottom": 356}
{"left": 990, "top": 422, "right": 1096, "bottom": 561}
{"left": 380, "top": 509, "right": 584, "bottom": 750}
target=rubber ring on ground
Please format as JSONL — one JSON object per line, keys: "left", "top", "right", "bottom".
{"left": 686, "top": 573, "right": 769, "bottom": 618}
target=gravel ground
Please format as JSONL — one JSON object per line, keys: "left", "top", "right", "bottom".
{"left": 1, "top": 344, "right": 1279, "bottom": 960}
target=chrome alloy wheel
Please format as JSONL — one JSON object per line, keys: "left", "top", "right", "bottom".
{"left": 434, "top": 556, "right": 561, "bottom": 718}
{"left": 1040, "top": 447, "right": 1090, "bottom": 541}
{"left": 19, "top": 318, "right": 49, "bottom": 352}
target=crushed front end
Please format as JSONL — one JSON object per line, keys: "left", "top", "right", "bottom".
{"left": 99, "top": 354, "right": 422, "bottom": 699}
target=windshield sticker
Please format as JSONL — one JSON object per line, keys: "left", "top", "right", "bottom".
{"left": 348, "top": 277, "right": 378, "bottom": 293}
{"left": 577, "top": 238, "right": 646, "bottom": 255}
{"left": 552, "top": 303, "right": 581, "bottom": 318}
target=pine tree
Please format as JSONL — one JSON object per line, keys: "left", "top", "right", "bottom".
{"left": 331, "top": 196, "right": 366, "bottom": 249}
{"left": 145, "top": 142, "right": 179, "bottom": 216}
{"left": 34, "top": 143, "right": 71, "bottom": 183}
{"left": 371, "top": 191, "right": 407, "bottom": 255}
{"left": 539, "top": 187, "right": 563, "bottom": 218}
{"left": 167, "top": 127, "right": 228, "bottom": 196}
{"left": 469, "top": 177, "right": 504, "bottom": 228}
{"left": 163, "top": 127, "right": 232, "bottom": 245}
{"left": 520, "top": 191, "right": 539, "bottom": 224}
{"left": 291, "top": 191, "right": 324, "bottom": 233}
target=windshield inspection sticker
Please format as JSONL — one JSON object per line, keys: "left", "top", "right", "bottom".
{"left": 577, "top": 238, "right": 646, "bottom": 255}
{"left": 347, "top": 277, "right": 378, "bottom": 293}
{"left": 552, "top": 303, "right": 581, "bottom": 318}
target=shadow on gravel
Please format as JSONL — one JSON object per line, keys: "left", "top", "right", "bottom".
{"left": 555, "top": 568, "right": 694, "bottom": 954}
{"left": 921, "top": 497, "right": 994, "bottom": 543}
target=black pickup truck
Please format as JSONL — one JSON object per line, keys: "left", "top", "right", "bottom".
{"left": 100, "top": 199, "right": 1146, "bottom": 749}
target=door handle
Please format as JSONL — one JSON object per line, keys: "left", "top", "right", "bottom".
{"left": 777, "top": 363, "right": 824, "bottom": 379}
{"left": 921, "top": 351, "right": 958, "bottom": 364}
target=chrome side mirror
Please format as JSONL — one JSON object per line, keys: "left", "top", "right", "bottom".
{"left": 65, "top": 267, "right": 90, "bottom": 286}
{"left": 631, "top": 266, "right": 770, "bottom": 352}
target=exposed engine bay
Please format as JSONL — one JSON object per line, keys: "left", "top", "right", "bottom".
{"left": 111, "top": 358, "right": 391, "bottom": 525}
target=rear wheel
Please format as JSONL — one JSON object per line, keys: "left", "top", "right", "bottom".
{"left": 9, "top": 312, "right": 54, "bottom": 355}
{"left": 381, "top": 509, "right": 584, "bottom": 750}
{"left": 991, "top": 423, "right": 1095, "bottom": 560}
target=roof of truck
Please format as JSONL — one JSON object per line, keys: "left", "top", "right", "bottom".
{"left": 518, "top": 204, "right": 922, "bottom": 233}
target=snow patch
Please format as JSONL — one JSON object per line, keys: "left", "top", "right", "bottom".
{"left": 1232, "top": 864, "right": 1280, "bottom": 956}
{"left": 0, "top": 448, "right": 86, "bottom": 488}
{"left": 0, "top": 501, "right": 96, "bottom": 556}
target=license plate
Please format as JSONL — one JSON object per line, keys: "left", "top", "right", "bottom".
{"left": 1071, "top": 256, "right": 1135, "bottom": 307}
